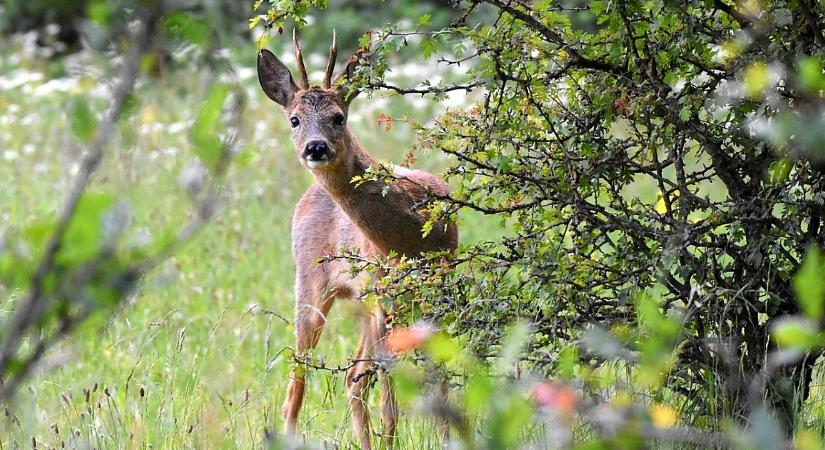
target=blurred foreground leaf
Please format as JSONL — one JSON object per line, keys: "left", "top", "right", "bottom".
{"left": 192, "top": 83, "right": 231, "bottom": 169}
{"left": 793, "top": 248, "right": 825, "bottom": 321}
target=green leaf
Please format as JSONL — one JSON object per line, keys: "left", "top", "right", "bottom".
{"left": 557, "top": 345, "right": 578, "bottom": 380}
{"left": 463, "top": 370, "right": 493, "bottom": 415}
{"left": 634, "top": 294, "right": 680, "bottom": 386}
{"left": 497, "top": 321, "right": 529, "bottom": 374}
{"left": 163, "top": 11, "right": 210, "bottom": 46}
{"left": 798, "top": 57, "right": 825, "bottom": 93}
{"left": 57, "top": 192, "right": 116, "bottom": 266}
{"left": 424, "top": 332, "right": 460, "bottom": 363}
{"left": 417, "top": 12, "right": 431, "bottom": 27}
{"left": 249, "top": 15, "right": 267, "bottom": 30}
{"left": 358, "top": 33, "right": 371, "bottom": 49}
{"left": 192, "top": 84, "right": 231, "bottom": 168}
{"left": 420, "top": 218, "right": 434, "bottom": 238}
{"left": 768, "top": 158, "right": 793, "bottom": 184}
{"left": 793, "top": 248, "right": 825, "bottom": 320}
{"left": 678, "top": 105, "right": 692, "bottom": 122}
{"left": 117, "top": 93, "right": 140, "bottom": 123}
{"left": 421, "top": 37, "right": 437, "bottom": 59}
{"left": 24, "top": 221, "right": 55, "bottom": 252}
{"left": 743, "top": 61, "right": 769, "bottom": 98}
{"left": 391, "top": 361, "right": 423, "bottom": 405}
{"left": 86, "top": 0, "right": 112, "bottom": 27}
{"left": 70, "top": 99, "right": 96, "bottom": 143}
{"left": 5, "top": 357, "right": 24, "bottom": 375}
{"left": 771, "top": 316, "right": 821, "bottom": 349}
{"left": 636, "top": 293, "right": 678, "bottom": 339}
{"left": 487, "top": 393, "right": 532, "bottom": 450}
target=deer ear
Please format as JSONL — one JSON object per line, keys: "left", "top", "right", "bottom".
{"left": 257, "top": 49, "right": 297, "bottom": 107}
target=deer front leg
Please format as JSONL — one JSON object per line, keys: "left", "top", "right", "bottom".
{"left": 282, "top": 306, "right": 326, "bottom": 434}
{"left": 346, "top": 306, "right": 392, "bottom": 450}
{"left": 282, "top": 368, "right": 305, "bottom": 435}
{"left": 282, "top": 274, "right": 335, "bottom": 435}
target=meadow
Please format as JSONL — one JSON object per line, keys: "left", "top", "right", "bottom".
{"left": 4, "top": 4, "right": 825, "bottom": 448}
{"left": 0, "top": 31, "right": 495, "bottom": 449}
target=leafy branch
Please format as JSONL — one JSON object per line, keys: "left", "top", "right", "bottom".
{"left": 0, "top": 4, "right": 243, "bottom": 403}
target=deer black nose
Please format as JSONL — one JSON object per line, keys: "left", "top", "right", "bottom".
{"left": 304, "top": 140, "right": 331, "bottom": 161}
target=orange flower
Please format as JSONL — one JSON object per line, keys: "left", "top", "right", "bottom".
{"left": 386, "top": 324, "right": 434, "bottom": 354}
{"left": 532, "top": 382, "right": 577, "bottom": 415}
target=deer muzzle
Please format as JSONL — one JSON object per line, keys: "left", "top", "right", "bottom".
{"left": 303, "top": 140, "right": 334, "bottom": 169}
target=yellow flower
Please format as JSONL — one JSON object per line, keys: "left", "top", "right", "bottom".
{"left": 654, "top": 189, "right": 679, "bottom": 214}
{"left": 140, "top": 105, "right": 157, "bottom": 125}
{"left": 650, "top": 403, "right": 679, "bottom": 428}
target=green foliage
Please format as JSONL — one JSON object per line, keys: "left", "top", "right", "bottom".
{"left": 798, "top": 57, "right": 825, "bottom": 94}
{"left": 771, "top": 317, "right": 821, "bottom": 350}
{"left": 192, "top": 83, "right": 231, "bottom": 169}
{"left": 252, "top": 0, "right": 329, "bottom": 49}
{"left": 794, "top": 248, "right": 825, "bottom": 321}
{"left": 86, "top": 0, "right": 114, "bottom": 27}
{"left": 57, "top": 193, "right": 116, "bottom": 266}
{"left": 5, "top": 0, "right": 825, "bottom": 448}
{"left": 0, "top": 2, "right": 242, "bottom": 431}
{"left": 162, "top": 11, "right": 210, "bottom": 47}
{"left": 0, "top": 3, "right": 465, "bottom": 446}
{"left": 258, "top": 0, "right": 825, "bottom": 446}
{"left": 634, "top": 294, "right": 680, "bottom": 387}
{"left": 69, "top": 99, "right": 97, "bottom": 143}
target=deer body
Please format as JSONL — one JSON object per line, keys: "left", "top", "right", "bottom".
{"left": 258, "top": 32, "right": 457, "bottom": 449}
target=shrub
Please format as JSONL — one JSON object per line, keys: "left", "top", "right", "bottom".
{"left": 257, "top": 0, "right": 825, "bottom": 441}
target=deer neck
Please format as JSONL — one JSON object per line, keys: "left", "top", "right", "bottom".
{"left": 311, "top": 132, "right": 394, "bottom": 249}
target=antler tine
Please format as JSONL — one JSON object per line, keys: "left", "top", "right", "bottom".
{"left": 292, "top": 28, "right": 309, "bottom": 90}
{"left": 323, "top": 29, "right": 337, "bottom": 89}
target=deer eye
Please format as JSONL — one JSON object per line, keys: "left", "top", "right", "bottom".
{"left": 290, "top": 116, "right": 300, "bottom": 128}
{"left": 333, "top": 114, "right": 345, "bottom": 127}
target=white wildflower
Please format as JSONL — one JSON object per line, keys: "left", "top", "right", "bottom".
{"left": 178, "top": 160, "right": 208, "bottom": 197}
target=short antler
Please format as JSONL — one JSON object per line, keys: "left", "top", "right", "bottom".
{"left": 292, "top": 29, "right": 310, "bottom": 90}
{"left": 323, "top": 30, "right": 337, "bottom": 89}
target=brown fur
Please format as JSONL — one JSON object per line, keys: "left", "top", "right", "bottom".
{"left": 258, "top": 43, "right": 457, "bottom": 449}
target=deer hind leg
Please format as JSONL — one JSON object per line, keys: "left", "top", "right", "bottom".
{"left": 346, "top": 330, "right": 374, "bottom": 449}
{"left": 345, "top": 307, "right": 390, "bottom": 450}
{"left": 372, "top": 308, "right": 397, "bottom": 447}
{"left": 379, "top": 368, "right": 398, "bottom": 447}
{"left": 282, "top": 270, "right": 335, "bottom": 435}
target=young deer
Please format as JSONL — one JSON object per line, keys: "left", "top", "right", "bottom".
{"left": 257, "top": 31, "right": 458, "bottom": 449}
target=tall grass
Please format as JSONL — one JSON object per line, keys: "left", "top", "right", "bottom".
{"left": 0, "top": 35, "right": 499, "bottom": 448}
{"left": 2, "top": 33, "right": 824, "bottom": 449}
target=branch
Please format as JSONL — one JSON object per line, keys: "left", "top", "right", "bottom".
{"left": 483, "top": 0, "right": 628, "bottom": 78}
{"left": 0, "top": 10, "right": 156, "bottom": 392}
{"left": 369, "top": 80, "right": 484, "bottom": 96}
{"left": 0, "top": 5, "right": 243, "bottom": 403}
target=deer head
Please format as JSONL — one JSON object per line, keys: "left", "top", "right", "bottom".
{"left": 257, "top": 30, "right": 366, "bottom": 170}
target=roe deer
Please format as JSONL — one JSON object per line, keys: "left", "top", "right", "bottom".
{"left": 257, "top": 31, "right": 458, "bottom": 449}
